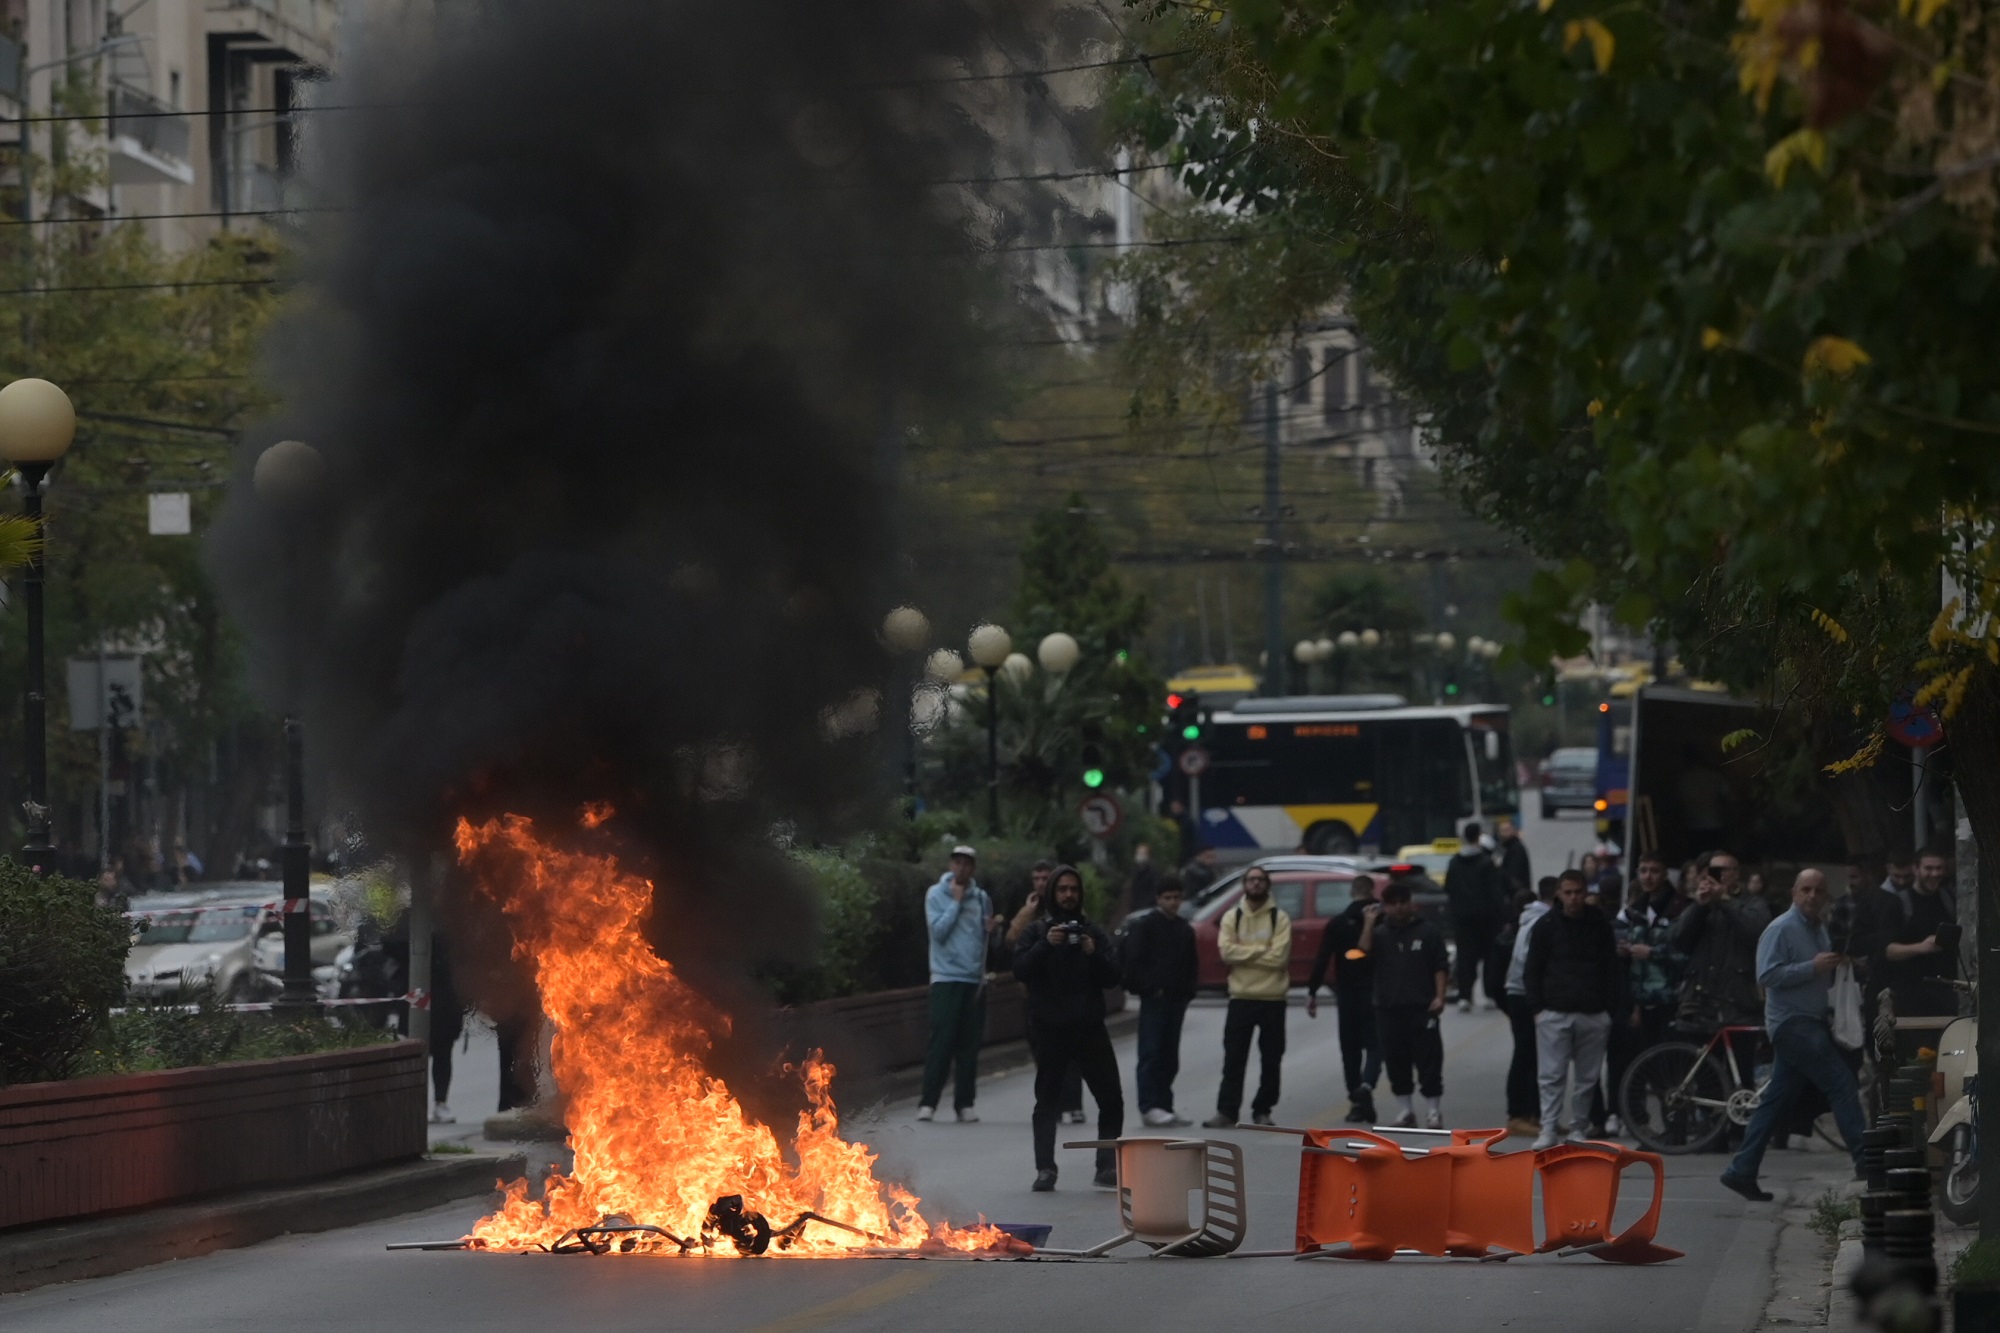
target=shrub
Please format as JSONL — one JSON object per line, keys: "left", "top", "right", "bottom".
{"left": 0, "top": 860, "right": 129, "bottom": 1084}
{"left": 79, "top": 987, "right": 392, "bottom": 1076}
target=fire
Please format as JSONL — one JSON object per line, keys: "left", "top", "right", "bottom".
{"left": 458, "top": 811, "right": 1008, "bottom": 1256}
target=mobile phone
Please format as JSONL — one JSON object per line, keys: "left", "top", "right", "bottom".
{"left": 1935, "top": 922, "right": 1963, "bottom": 956}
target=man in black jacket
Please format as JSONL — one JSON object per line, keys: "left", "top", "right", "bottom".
{"left": 1121, "top": 877, "right": 1198, "bottom": 1127}
{"left": 1525, "top": 869, "right": 1624, "bottom": 1150}
{"left": 1013, "top": 865, "right": 1124, "bottom": 1192}
{"left": 1307, "top": 873, "right": 1384, "bottom": 1123}
{"left": 1373, "top": 880, "right": 1451, "bottom": 1128}
{"left": 1444, "top": 822, "right": 1507, "bottom": 1012}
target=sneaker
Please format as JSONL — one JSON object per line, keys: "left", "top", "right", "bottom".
{"left": 915, "top": 1105, "right": 935, "bottom": 1122}
{"left": 1032, "top": 1169, "right": 1057, "bottom": 1192}
{"left": 1202, "top": 1113, "right": 1238, "bottom": 1128}
{"left": 1347, "top": 1099, "right": 1376, "bottom": 1125}
{"left": 1064, "top": 1109, "right": 1088, "bottom": 1125}
{"left": 1392, "top": 1109, "right": 1417, "bottom": 1129}
{"left": 1531, "top": 1130, "right": 1559, "bottom": 1151}
{"left": 1424, "top": 1107, "right": 1444, "bottom": 1130}
{"left": 1251, "top": 1111, "right": 1276, "bottom": 1126}
{"left": 1719, "top": 1172, "right": 1774, "bottom": 1203}
{"left": 1605, "top": 1115, "right": 1625, "bottom": 1136}
{"left": 1505, "top": 1117, "right": 1541, "bottom": 1138}
{"left": 1569, "top": 1127, "right": 1595, "bottom": 1144}
{"left": 955, "top": 1107, "right": 980, "bottom": 1123}
{"left": 1142, "top": 1108, "right": 1189, "bottom": 1127}
{"left": 1093, "top": 1168, "right": 1118, "bottom": 1188}
{"left": 1458, "top": 999, "right": 1473, "bottom": 1014}
{"left": 429, "top": 1102, "right": 455, "bottom": 1125}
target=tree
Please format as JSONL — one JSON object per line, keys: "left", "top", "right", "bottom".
{"left": 1113, "top": 0, "right": 2000, "bottom": 1233}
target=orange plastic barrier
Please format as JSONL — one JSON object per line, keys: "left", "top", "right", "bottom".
{"left": 1278, "top": 1127, "right": 1679, "bottom": 1264}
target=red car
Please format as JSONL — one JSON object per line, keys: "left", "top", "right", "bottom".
{"left": 1184, "top": 857, "right": 1360, "bottom": 991}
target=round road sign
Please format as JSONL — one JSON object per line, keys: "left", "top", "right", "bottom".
{"left": 1078, "top": 793, "right": 1124, "bottom": 839}
{"left": 1887, "top": 686, "right": 1945, "bottom": 748}
{"left": 1177, "top": 746, "right": 1211, "bottom": 778}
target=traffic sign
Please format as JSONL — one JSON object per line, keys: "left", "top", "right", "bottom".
{"left": 1177, "top": 746, "right": 1211, "bottom": 777}
{"left": 1887, "top": 688, "right": 1945, "bottom": 748}
{"left": 1078, "top": 793, "right": 1124, "bottom": 839}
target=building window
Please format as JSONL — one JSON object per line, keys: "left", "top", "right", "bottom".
{"left": 1324, "top": 345, "right": 1353, "bottom": 421}
{"left": 1290, "top": 348, "right": 1313, "bottom": 406}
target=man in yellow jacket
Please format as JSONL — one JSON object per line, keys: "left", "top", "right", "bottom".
{"left": 1204, "top": 865, "right": 1293, "bottom": 1127}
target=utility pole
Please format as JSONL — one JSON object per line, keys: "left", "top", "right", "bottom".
{"left": 1262, "top": 379, "right": 1284, "bottom": 695}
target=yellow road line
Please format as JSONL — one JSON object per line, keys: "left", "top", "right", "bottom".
{"left": 736, "top": 1265, "right": 939, "bottom": 1333}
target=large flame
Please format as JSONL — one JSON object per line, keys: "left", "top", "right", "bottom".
{"left": 458, "top": 811, "right": 1002, "bottom": 1255}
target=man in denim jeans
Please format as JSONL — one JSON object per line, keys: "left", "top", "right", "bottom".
{"left": 1720, "top": 869, "right": 1869, "bottom": 1201}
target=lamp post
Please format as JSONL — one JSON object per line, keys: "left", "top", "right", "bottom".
{"left": 0, "top": 379, "right": 76, "bottom": 868}
{"left": 254, "top": 440, "right": 324, "bottom": 1012}
{"left": 882, "top": 606, "right": 930, "bottom": 806}
{"left": 968, "top": 623, "right": 1012, "bottom": 835}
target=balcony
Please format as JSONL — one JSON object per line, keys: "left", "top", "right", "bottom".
{"left": 108, "top": 85, "right": 196, "bottom": 187}
{"left": 205, "top": 0, "right": 340, "bottom": 71}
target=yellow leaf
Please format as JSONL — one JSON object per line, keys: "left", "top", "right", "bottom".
{"left": 1933, "top": 61, "right": 1953, "bottom": 91}
{"left": 1825, "top": 731, "right": 1886, "bottom": 775}
{"left": 1803, "top": 335, "right": 1871, "bottom": 376}
{"left": 1562, "top": 17, "right": 1616, "bottom": 72}
{"left": 1916, "top": 0, "right": 1950, "bottom": 26}
{"left": 1586, "top": 398, "right": 1604, "bottom": 418}
{"left": 1498, "top": 255, "right": 1511, "bottom": 273}
{"left": 1538, "top": 0, "right": 1556, "bottom": 11}
{"left": 1764, "top": 128, "right": 1828, "bottom": 187}
{"left": 1701, "top": 327, "right": 1732, "bottom": 350}
{"left": 1810, "top": 608, "right": 1850, "bottom": 643}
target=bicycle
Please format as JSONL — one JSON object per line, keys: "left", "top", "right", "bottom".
{"left": 1618, "top": 1024, "right": 1847, "bottom": 1155}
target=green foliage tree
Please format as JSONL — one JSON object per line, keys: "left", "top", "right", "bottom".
{"left": 0, "top": 859, "right": 128, "bottom": 1083}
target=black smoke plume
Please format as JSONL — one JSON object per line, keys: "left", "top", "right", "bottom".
{"left": 207, "top": 0, "right": 1095, "bottom": 1039}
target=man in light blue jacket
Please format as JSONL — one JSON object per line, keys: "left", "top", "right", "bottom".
{"left": 1720, "top": 869, "right": 1869, "bottom": 1201}
{"left": 918, "top": 844, "right": 1002, "bottom": 1122}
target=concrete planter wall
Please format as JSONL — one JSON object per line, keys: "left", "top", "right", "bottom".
{"left": 0, "top": 1040, "right": 426, "bottom": 1231}
{"left": 777, "top": 978, "right": 1126, "bottom": 1081}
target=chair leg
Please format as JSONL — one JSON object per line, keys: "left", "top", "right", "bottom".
{"left": 1073, "top": 1229, "right": 1139, "bottom": 1258}
{"left": 1146, "top": 1228, "right": 1209, "bottom": 1257}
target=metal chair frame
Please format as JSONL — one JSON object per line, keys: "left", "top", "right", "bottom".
{"left": 1046, "top": 1136, "right": 1248, "bottom": 1258}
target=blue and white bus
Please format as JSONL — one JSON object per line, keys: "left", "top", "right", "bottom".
{"left": 1187, "top": 696, "right": 1518, "bottom": 858}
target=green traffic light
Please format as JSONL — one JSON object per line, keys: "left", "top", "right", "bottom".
{"left": 1182, "top": 724, "right": 1201, "bottom": 741}
{"left": 1445, "top": 683, "right": 1461, "bottom": 696}
{"left": 1083, "top": 768, "right": 1106, "bottom": 789}
{"left": 1541, "top": 694, "right": 1557, "bottom": 707}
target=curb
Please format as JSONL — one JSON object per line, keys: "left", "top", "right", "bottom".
{"left": 0, "top": 1152, "right": 525, "bottom": 1295}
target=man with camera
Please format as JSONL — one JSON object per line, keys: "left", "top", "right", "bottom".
{"left": 1667, "top": 849, "right": 1771, "bottom": 1034}
{"left": 1013, "top": 865, "right": 1125, "bottom": 1192}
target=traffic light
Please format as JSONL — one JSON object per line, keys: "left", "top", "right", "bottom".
{"left": 1081, "top": 744, "right": 1107, "bottom": 790}
{"left": 1166, "top": 691, "right": 1204, "bottom": 742}
{"left": 1540, "top": 674, "right": 1557, "bottom": 707}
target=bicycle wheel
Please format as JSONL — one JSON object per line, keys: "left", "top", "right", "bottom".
{"left": 1620, "top": 1041, "right": 1732, "bottom": 1155}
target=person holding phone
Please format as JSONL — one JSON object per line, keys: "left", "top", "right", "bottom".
{"left": 1013, "top": 866, "right": 1124, "bottom": 1192}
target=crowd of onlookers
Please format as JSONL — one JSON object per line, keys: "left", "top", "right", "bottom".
{"left": 913, "top": 831, "right": 1962, "bottom": 1193}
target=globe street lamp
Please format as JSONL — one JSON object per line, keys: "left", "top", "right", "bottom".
{"left": 0, "top": 379, "right": 76, "bottom": 868}
{"left": 255, "top": 440, "right": 324, "bottom": 1012}
{"left": 1036, "top": 632, "right": 1080, "bottom": 675}
{"left": 967, "top": 623, "right": 1012, "bottom": 835}
{"left": 882, "top": 607, "right": 931, "bottom": 805}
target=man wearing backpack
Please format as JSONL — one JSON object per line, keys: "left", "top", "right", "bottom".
{"left": 1444, "top": 821, "right": 1508, "bottom": 1011}
{"left": 1204, "top": 865, "right": 1293, "bottom": 1128}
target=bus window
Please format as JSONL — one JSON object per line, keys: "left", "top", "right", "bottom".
{"left": 1472, "top": 724, "right": 1518, "bottom": 816}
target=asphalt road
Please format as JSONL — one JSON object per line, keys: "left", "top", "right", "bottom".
{"left": 4, "top": 966, "right": 1852, "bottom": 1333}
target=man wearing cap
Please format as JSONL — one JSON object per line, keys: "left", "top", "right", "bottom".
{"left": 918, "top": 844, "right": 1003, "bottom": 1123}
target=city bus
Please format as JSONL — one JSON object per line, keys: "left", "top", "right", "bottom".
{"left": 1186, "top": 696, "right": 1518, "bottom": 857}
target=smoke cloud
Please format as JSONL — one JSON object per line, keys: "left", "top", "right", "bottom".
{"left": 207, "top": 0, "right": 1098, "bottom": 1028}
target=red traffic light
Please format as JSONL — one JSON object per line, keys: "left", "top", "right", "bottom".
{"left": 1166, "top": 693, "right": 1184, "bottom": 710}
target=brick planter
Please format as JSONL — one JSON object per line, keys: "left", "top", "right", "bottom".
{"left": 0, "top": 1040, "right": 426, "bottom": 1231}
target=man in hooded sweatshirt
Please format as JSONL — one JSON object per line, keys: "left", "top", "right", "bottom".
{"left": 1525, "top": 869, "right": 1623, "bottom": 1150}
{"left": 1373, "top": 879, "right": 1451, "bottom": 1128}
{"left": 1013, "top": 865, "right": 1124, "bottom": 1192}
{"left": 1502, "top": 875, "right": 1559, "bottom": 1136}
{"left": 1444, "top": 821, "right": 1507, "bottom": 1011}
{"left": 1204, "top": 865, "right": 1292, "bottom": 1128}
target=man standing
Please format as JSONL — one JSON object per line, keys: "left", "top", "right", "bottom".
{"left": 1307, "top": 873, "right": 1384, "bottom": 1124}
{"left": 918, "top": 845, "right": 1001, "bottom": 1123}
{"left": 1525, "top": 869, "right": 1623, "bottom": 1149}
{"left": 1720, "top": 870, "right": 1870, "bottom": 1200}
{"left": 1204, "top": 865, "right": 1292, "bottom": 1128}
{"left": 1007, "top": 858, "right": 1085, "bottom": 1122}
{"left": 1180, "top": 845, "right": 1221, "bottom": 898}
{"left": 1882, "top": 845, "right": 1960, "bottom": 1017}
{"left": 1125, "top": 843, "right": 1163, "bottom": 916}
{"left": 1494, "top": 817, "right": 1533, "bottom": 901}
{"left": 1373, "top": 880, "right": 1450, "bottom": 1128}
{"left": 1667, "top": 850, "right": 1771, "bottom": 1033}
{"left": 1609, "top": 869, "right": 1682, "bottom": 1133}
{"left": 1444, "top": 821, "right": 1507, "bottom": 1012}
{"left": 1502, "top": 876, "right": 1558, "bottom": 1136}
{"left": 1014, "top": 866, "right": 1124, "bottom": 1191}
{"left": 1121, "top": 877, "right": 1198, "bottom": 1126}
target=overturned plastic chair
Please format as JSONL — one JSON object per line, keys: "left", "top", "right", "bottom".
{"left": 1050, "top": 1137, "right": 1248, "bottom": 1258}
{"left": 1535, "top": 1140, "right": 1683, "bottom": 1265}
{"left": 1288, "top": 1127, "right": 1453, "bottom": 1260}
{"left": 1432, "top": 1127, "right": 1538, "bottom": 1259}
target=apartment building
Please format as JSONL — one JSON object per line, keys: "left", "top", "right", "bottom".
{"left": 2, "top": 0, "right": 338, "bottom": 251}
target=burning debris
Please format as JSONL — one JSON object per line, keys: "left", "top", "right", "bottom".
{"left": 439, "top": 809, "right": 1018, "bottom": 1258}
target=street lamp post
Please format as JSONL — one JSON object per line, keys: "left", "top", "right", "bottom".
{"left": 0, "top": 379, "right": 76, "bottom": 869}
{"left": 254, "top": 440, "right": 324, "bottom": 1012}
{"left": 967, "top": 623, "right": 1012, "bottom": 835}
